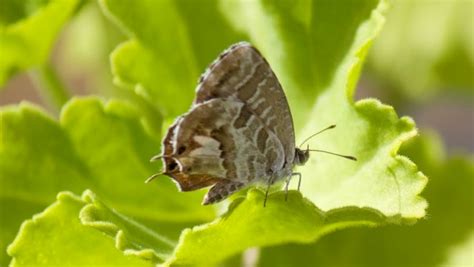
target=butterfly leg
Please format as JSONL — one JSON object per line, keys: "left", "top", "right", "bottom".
{"left": 202, "top": 181, "right": 244, "bottom": 205}
{"left": 293, "top": 172, "right": 302, "bottom": 191}
{"left": 284, "top": 172, "right": 302, "bottom": 201}
{"left": 263, "top": 176, "right": 275, "bottom": 207}
{"left": 284, "top": 176, "right": 291, "bottom": 201}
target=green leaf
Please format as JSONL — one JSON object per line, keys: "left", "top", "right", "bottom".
{"left": 167, "top": 189, "right": 387, "bottom": 266}
{"left": 103, "top": 0, "right": 427, "bottom": 219}
{"left": 60, "top": 98, "right": 213, "bottom": 222}
{"left": 0, "top": 103, "right": 89, "bottom": 265}
{"left": 0, "top": 0, "right": 81, "bottom": 86}
{"left": 6, "top": 189, "right": 386, "bottom": 267}
{"left": 79, "top": 190, "right": 176, "bottom": 263}
{"left": 221, "top": 0, "right": 427, "bottom": 219}
{"left": 101, "top": 0, "right": 245, "bottom": 118}
{"left": 0, "top": 103, "right": 90, "bottom": 200}
{"left": 220, "top": 0, "right": 313, "bottom": 130}
{"left": 302, "top": 0, "right": 427, "bottom": 218}
{"left": 0, "top": 199, "right": 47, "bottom": 267}
{"left": 7, "top": 191, "right": 155, "bottom": 266}
{"left": 101, "top": 0, "right": 197, "bottom": 117}
{"left": 3, "top": 0, "right": 432, "bottom": 265}
{"left": 173, "top": 0, "right": 248, "bottom": 72}
{"left": 0, "top": 0, "right": 48, "bottom": 25}
{"left": 87, "top": 0, "right": 428, "bottom": 264}
{"left": 367, "top": 0, "right": 474, "bottom": 100}
{"left": 0, "top": 98, "right": 214, "bottom": 265}
{"left": 441, "top": 232, "right": 474, "bottom": 267}
{"left": 258, "top": 133, "right": 474, "bottom": 267}
{"left": 166, "top": 0, "right": 427, "bottom": 262}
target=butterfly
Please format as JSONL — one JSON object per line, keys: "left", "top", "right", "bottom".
{"left": 146, "top": 42, "right": 355, "bottom": 206}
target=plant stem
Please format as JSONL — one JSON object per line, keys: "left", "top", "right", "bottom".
{"left": 31, "top": 63, "right": 70, "bottom": 111}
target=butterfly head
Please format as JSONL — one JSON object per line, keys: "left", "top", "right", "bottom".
{"left": 294, "top": 147, "right": 310, "bottom": 166}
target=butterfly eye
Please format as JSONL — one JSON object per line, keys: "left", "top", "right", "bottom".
{"left": 168, "top": 162, "right": 178, "bottom": 171}
{"left": 177, "top": 146, "right": 186, "bottom": 155}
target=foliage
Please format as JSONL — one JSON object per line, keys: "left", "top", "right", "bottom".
{"left": 367, "top": 0, "right": 474, "bottom": 100}
{"left": 258, "top": 133, "right": 474, "bottom": 266}
{"left": 0, "top": 0, "right": 81, "bottom": 88}
{"left": 0, "top": 0, "right": 470, "bottom": 266}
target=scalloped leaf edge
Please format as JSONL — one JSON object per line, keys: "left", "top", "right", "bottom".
{"left": 354, "top": 99, "right": 428, "bottom": 220}
{"left": 79, "top": 190, "right": 172, "bottom": 263}
{"left": 6, "top": 190, "right": 172, "bottom": 265}
{"left": 299, "top": 0, "right": 427, "bottom": 220}
{"left": 164, "top": 188, "right": 390, "bottom": 265}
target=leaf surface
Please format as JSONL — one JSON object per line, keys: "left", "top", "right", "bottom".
{"left": 167, "top": 189, "right": 386, "bottom": 266}
{"left": 258, "top": 133, "right": 473, "bottom": 267}
{"left": 221, "top": 0, "right": 427, "bottom": 219}
{"left": 0, "top": 0, "right": 81, "bottom": 86}
{"left": 0, "top": 98, "right": 214, "bottom": 265}
{"left": 162, "top": 0, "right": 428, "bottom": 262}
{"left": 3, "top": 0, "right": 433, "bottom": 265}
{"left": 101, "top": 0, "right": 245, "bottom": 117}
{"left": 0, "top": 103, "right": 89, "bottom": 265}
{"left": 7, "top": 191, "right": 155, "bottom": 266}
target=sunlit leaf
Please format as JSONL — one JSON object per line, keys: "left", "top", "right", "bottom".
{"left": 2, "top": 0, "right": 436, "bottom": 265}
{"left": 0, "top": 98, "right": 214, "bottom": 265}
{"left": 7, "top": 191, "right": 155, "bottom": 266}
{"left": 258, "top": 133, "right": 473, "bottom": 266}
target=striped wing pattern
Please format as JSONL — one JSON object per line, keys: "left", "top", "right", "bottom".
{"left": 160, "top": 42, "right": 295, "bottom": 204}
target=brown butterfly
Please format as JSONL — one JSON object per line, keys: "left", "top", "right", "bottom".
{"left": 147, "top": 42, "right": 355, "bottom": 206}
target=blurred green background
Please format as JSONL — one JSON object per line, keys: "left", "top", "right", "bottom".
{"left": 2, "top": 0, "right": 472, "bottom": 152}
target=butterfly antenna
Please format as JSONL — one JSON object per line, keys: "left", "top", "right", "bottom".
{"left": 308, "top": 149, "right": 357, "bottom": 161}
{"left": 299, "top": 124, "right": 336, "bottom": 148}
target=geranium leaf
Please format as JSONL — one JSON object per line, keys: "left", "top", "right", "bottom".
{"left": 0, "top": 98, "right": 214, "bottom": 265}
{"left": 166, "top": 189, "right": 386, "bottom": 266}
{"left": 7, "top": 191, "right": 156, "bottom": 266}
{"left": 258, "top": 133, "right": 473, "bottom": 266}
{"left": 101, "top": 0, "right": 244, "bottom": 118}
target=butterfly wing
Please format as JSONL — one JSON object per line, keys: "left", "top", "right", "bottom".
{"left": 160, "top": 120, "right": 220, "bottom": 191}
{"left": 194, "top": 42, "right": 296, "bottom": 166}
{"left": 162, "top": 98, "right": 279, "bottom": 190}
{"left": 160, "top": 42, "right": 295, "bottom": 192}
